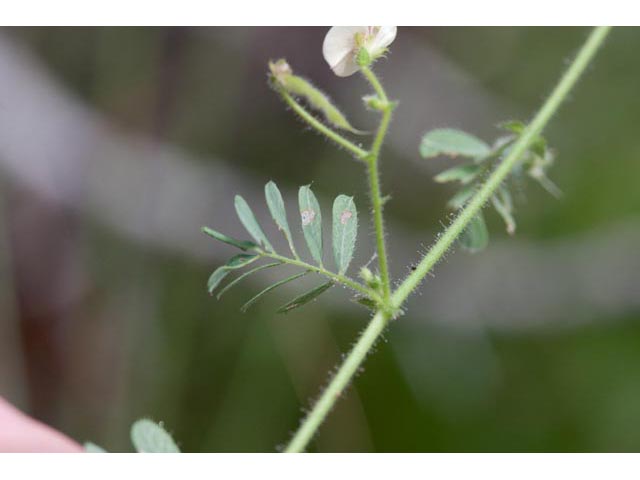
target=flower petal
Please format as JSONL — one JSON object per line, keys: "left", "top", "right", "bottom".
{"left": 322, "top": 26, "right": 367, "bottom": 77}
{"left": 369, "top": 26, "right": 397, "bottom": 56}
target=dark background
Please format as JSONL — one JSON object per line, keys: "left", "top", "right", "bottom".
{"left": 0, "top": 27, "right": 639, "bottom": 452}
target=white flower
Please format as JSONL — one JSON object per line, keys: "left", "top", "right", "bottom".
{"left": 322, "top": 26, "right": 397, "bottom": 77}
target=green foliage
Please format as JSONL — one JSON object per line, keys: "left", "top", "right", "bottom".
{"left": 207, "top": 254, "right": 259, "bottom": 295}
{"left": 85, "top": 419, "right": 180, "bottom": 453}
{"left": 458, "top": 212, "right": 489, "bottom": 253}
{"left": 234, "top": 195, "right": 274, "bottom": 252}
{"left": 332, "top": 195, "right": 358, "bottom": 274}
{"left": 203, "top": 181, "right": 370, "bottom": 314}
{"left": 201, "top": 227, "right": 257, "bottom": 251}
{"left": 130, "top": 419, "right": 180, "bottom": 453}
{"left": 422, "top": 122, "right": 559, "bottom": 250}
{"left": 265, "top": 181, "right": 296, "bottom": 257}
{"left": 420, "top": 128, "right": 491, "bottom": 160}
{"left": 298, "top": 185, "right": 324, "bottom": 266}
{"left": 240, "top": 271, "right": 308, "bottom": 312}
{"left": 277, "top": 281, "right": 334, "bottom": 314}
{"left": 433, "top": 164, "right": 481, "bottom": 184}
{"left": 84, "top": 442, "right": 106, "bottom": 453}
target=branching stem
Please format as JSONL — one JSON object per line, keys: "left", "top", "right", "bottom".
{"left": 283, "top": 26, "right": 611, "bottom": 453}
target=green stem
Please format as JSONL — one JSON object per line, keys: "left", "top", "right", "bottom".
{"left": 392, "top": 25, "right": 611, "bottom": 308}
{"left": 259, "top": 250, "right": 380, "bottom": 303}
{"left": 280, "top": 90, "right": 368, "bottom": 160}
{"left": 361, "top": 65, "right": 394, "bottom": 302}
{"left": 282, "top": 26, "right": 611, "bottom": 453}
{"left": 284, "top": 310, "right": 389, "bottom": 453}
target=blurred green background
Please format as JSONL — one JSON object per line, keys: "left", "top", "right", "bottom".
{"left": 0, "top": 27, "right": 639, "bottom": 452}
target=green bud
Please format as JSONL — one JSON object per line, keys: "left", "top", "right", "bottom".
{"left": 363, "top": 94, "right": 385, "bottom": 111}
{"left": 268, "top": 59, "right": 362, "bottom": 134}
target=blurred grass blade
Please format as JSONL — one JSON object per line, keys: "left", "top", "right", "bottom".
{"left": 298, "top": 185, "right": 323, "bottom": 266}
{"left": 240, "top": 271, "right": 308, "bottom": 312}
{"left": 207, "top": 254, "right": 259, "bottom": 295}
{"left": 277, "top": 281, "right": 334, "bottom": 314}
{"left": 434, "top": 164, "right": 480, "bottom": 184}
{"left": 420, "top": 129, "right": 490, "bottom": 160}
{"left": 217, "top": 262, "right": 281, "bottom": 300}
{"left": 201, "top": 226, "right": 258, "bottom": 251}
{"left": 332, "top": 195, "right": 358, "bottom": 274}
{"left": 234, "top": 195, "right": 274, "bottom": 252}
{"left": 131, "top": 419, "right": 180, "bottom": 453}
{"left": 458, "top": 212, "right": 489, "bottom": 253}
{"left": 265, "top": 181, "right": 297, "bottom": 256}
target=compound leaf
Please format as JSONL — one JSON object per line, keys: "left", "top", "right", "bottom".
{"left": 420, "top": 129, "right": 491, "bottom": 160}
{"left": 276, "top": 281, "right": 334, "bottom": 314}
{"left": 234, "top": 195, "right": 274, "bottom": 252}
{"left": 298, "top": 185, "right": 323, "bottom": 266}
{"left": 332, "top": 195, "right": 358, "bottom": 274}
{"left": 130, "top": 419, "right": 180, "bottom": 453}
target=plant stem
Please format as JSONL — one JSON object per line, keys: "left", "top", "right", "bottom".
{"left": 284, "top": 310, "right": 389, "bottom": 453}
{"left": 391, "top": 25, "right": 611, "bottom": 308}
{"left": 260, "top": 250, "right": 380, "bottom": 303}
{"left": 282, "top": 26, "right": 611, "bottom": 453}
{"left": 361, "top": 65, "right": 394, "bottom": 302}
{"left": 280, "top": 90, "right": 368, "bottom": 160}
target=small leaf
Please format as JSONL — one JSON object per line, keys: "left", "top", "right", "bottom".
{"left": 216, "top": 262, "right": 281, "bottom": 300}
{"left": 277, "top": 281, "right": 334, "bottom": 314}
{"left": 130, "top": 419, "right": 180, "bottom": 453}
{"left": 499, "top": 121, "right": 547, "bottom": 157}
{"left": 332, "top": 195, "right": 358, "bottom": 274}
{"left": 354, "top": 296, "right": 377, "bottom": 311}
{"left": 208, "top": 268, "right": 231, "bottom": 295}
{"left": 420, "top": 129, "right": 491, "bottom": 159}
{"left": 201, "top": 227, "right": 258, "bottom": 251}
{"left": 240, "top": 271, "right": 308, "bottom": 312}
{"left": 234, "top": 195, "right": 274, "bottom": 252}
{"left": 265, "top": 181, "right": 297, "bottom": 256}
{"left": 207, "top": 254, "right": 259, "bottom": 295}
{"left": 434, "top": 164, "right": 480, "bottom": 184}
{"left": 498, "top": 120, "right": 526, "bottom": 134}
{"left": 491, "top": 186, "right": 516, "bottom": 235}
{"left": 298, "top": 185, "right": 323, "bottom": 266}
{"left": 84, "top": 442, "right": 107, "bottom": 453}
{"left": 458, "top": 212, "right": 489, "bottom": 253}
{"left": 447, "top": 185, "right": 477, "bottom": 210}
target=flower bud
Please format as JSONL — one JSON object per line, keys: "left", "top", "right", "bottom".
{"left": 268, "top": 59, "right": 362, "bottom": 134}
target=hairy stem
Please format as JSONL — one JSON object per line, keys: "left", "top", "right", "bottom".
{"left": 361, "top": 65, "right": 394, "bottom": 301}
{"left": 279, "top": 90, "right": 368, "bottom": 159}
{"left": 392, "top": 25, "right": 611, "bottom": 307}
{"left": 283, "top": 26, "right": 611, "bottom": 453}
{"left": 284, "top": 310, "right": 389, "bottom": 453}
